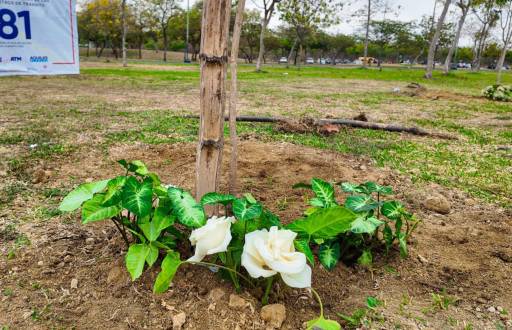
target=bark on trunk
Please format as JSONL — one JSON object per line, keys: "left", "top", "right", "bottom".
{"left": 256, "top": 18, "right": 267, "bottom": 72}
{"left": 228, "top": 0, "right": 246, "bottom": 195}
{"left": 425, "top": 0, "right": 452, "bottom": 79}
{"left": 443, "top": 3, "right": 469, "bottom": 74}
{"left": 195, "top": 0, "right": 231, "bottom": 202}
{"left": 496, "top": 46, "right": 508, "bottom": 84}
{"left": 121, "top": 0, "right": 128, "bottom": 67}
{"left": 363, "top": 0, "right": 371, "bottom": 68}
{"left": 163, "top": 29, "right": 168, "bottom": 62}
{"left": 286, "top": 38, "right": 298, "bottom": 68}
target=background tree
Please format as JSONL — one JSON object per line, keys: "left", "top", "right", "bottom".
{"left": 131, "top": 0, "right": 154, "bottom": 59}
{"left": 471, "top": 0, "right": 500, "bottom": 71}
{"left": 278, "top": 0, "right": 343, "bottom": 66}
{"left": 254, "top": 0, "right": 281, "bottom": 71}
{"left": 496, "top": 0, "right": 512, "bottom": 83}
{"left": 150, "top": 0, "right": 180, "bottom": 61}
{"left": 425, "top": 0, "right": 453, "bottom": 79}
{"left": 443, "top": 0, "right": 473, "bottom": 73}
{"left": 240, "top": 10, "right": 262, "bottom": 63}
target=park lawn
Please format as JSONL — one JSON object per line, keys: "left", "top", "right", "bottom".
{"left": 2, "top": 62, "right": 510, "bottom": 208}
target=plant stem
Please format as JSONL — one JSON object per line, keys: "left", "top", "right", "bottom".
{"left": 261, "top": 276, "right": 274, "bottom": 305}
{"left": 111, "top": 218, "right": 129, "bottom": 247}
{"left": 311, "top": 287, "right": 324, "bottom": 317}
{"left": 185, "top": 261, "right": 255, "bottom": 288}
{"left": 377, "top": 192, "right": 381, "bottom": 219}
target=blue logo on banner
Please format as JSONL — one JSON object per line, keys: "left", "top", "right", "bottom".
{"left": 30, "top": 56, "right": 48, "bottom": 63}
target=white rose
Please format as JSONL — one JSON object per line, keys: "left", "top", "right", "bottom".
{"left": 188, "top": 216, "right": 236, "bottom": 262}
{"left": 242, "top": 226, "right": 312, "bottom": 288}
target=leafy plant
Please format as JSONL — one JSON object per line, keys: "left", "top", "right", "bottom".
{"left": 292, "top": 178, "right": 420, "bottom": 269}
{"left": 482, "top": 84, "right": 512, "bottom": 102}
{"left": 336, "top": 296, "right": 384, "bottom": 329}
{"left": 59, "top": 160, "right": 205, "bottom": 293}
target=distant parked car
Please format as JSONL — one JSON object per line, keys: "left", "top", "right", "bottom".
{"left": 306, "top": 57, "right": 315, "bottom": 64}
{"left": 318, "top": 58, "right": 326, "bottom": 64}
{"left": 278, "top": 57, "right": 288, "bottom": 64}
{"left": 450, "top": 63, "right": 458, "bottom": 70}
{"left": 325, "top": 58, "right": 332, "bottom": 64}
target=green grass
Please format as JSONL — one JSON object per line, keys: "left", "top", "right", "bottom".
{"left": 81, "top": 65, "right": 512, "bottom": 94}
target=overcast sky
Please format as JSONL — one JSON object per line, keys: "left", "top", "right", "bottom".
{"left": 186, "top": 0, "right": 477, "bottom": 45}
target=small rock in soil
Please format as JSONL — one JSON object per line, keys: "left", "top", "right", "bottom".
{"left": 424, "top": 193, "right": 451, "bottom": 214}
{"left": 260, "top": 304, "right": 286, "bottom": 329}
{"left": 417, "top": 254, "right": 428, "bottom": 264}
{"left": 208, "top": 288, "right": 226, "bottom": 302}
{"left": 85, "top": 237, "right": 95, "bottom": 245}
{"left": 228, "top": 294, "right": 247, "bottom": 309}
{"left": 172, "top": 312, "right": 186, "bottom": 330}
{"left": 107, "top": 265, "right": 128, "bottom": 285}
{"left": 70, "top": 278, "right": 78, "bottom": 289}
{"left": 488, "top": 306, "right": 497, "bottom": 313}
{"left": 37, "top": 261, "right": 44, "bottom": 267}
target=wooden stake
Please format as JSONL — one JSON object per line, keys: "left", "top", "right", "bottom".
{"left": 195, "top": 0, "right": 232, "bottom": 201}
{"left": 228, "top": 0, "right": 246, "bottom": 196}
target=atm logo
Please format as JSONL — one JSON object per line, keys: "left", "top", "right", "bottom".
{"left": 0, "top": 56, "right": 23, "bottom": 63}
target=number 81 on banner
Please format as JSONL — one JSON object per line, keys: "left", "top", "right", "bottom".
{"left": 0, "top": 9, "right": 32, "bottom": 40}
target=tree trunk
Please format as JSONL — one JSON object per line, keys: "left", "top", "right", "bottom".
{"left": 286, "top": 38, "right": 298, "bottom": 68}
{"left": 425, "top": 0, "right": 452, "bottom": 79}
{"left": 195, "top": 0, "right": 231, "bottom": 202}
{"left": 496, "top": 45, "right": 508, "bottom": 84}
{"left": 163, "top": 29, "right": 168, "bottom": 62}
{"left": 443, "top": 4, "right": 469, "bottom": 74}
{"left": 363, "top": 0, "right": 371, "bottom": 68}
{"left": 256, "top": 18, "right": 267, "bottom": 72}
{"left": 228, "top": 0, "right": 246, "bottom": 195}
{"left": 121, "top": 0, "right": 128, "bottom": 67}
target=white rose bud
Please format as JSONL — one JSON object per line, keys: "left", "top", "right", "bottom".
{"left": 242, "top": 226, "right": 312, "bottom": 288}
{"left": 188, "top": 216, "right": 236, "bottom": 262}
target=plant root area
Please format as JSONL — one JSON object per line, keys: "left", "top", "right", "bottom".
{"left": 1, "top": 141, "right": 511, "bottom": 329}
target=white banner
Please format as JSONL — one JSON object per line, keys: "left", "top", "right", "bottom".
{"left": 0, "top": 0, "right": 79, "bottom": 76}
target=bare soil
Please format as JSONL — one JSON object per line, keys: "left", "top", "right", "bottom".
{"left": 1, "top": 141, "right": 511, "bottom": 329}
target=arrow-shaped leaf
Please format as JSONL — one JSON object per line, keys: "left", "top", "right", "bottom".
{"left": 121, "top": 177, "right": 153, "bottom": 217}
{"left": 59, "top": 180, "right": 109, "bottom": 212}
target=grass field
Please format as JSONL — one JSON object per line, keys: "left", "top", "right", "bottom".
{"left": 2, "top": 62, "right": 511, "bottom": 208}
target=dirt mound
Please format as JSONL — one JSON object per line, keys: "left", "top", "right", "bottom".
{"left": 1, "top": 141, "right": 511, "bottom": 329}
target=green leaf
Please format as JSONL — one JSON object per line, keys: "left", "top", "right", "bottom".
{"left": 259, "top": 209, "right": 281, "bottom": 229}
{"left": 339, "top": 182, "right": 360, "bottom": 194}
{"left": 167, "top": 187, "right": 205, "bottom": 228}
{"left": 381, "top": 201, "right": 405, "bottom": 220}
{"left": 383, "top": 224, "right": 394, "bottom": 252}
{"left": 153, "top": 251, "right": 182, "bottom": 294}
{"left": 125, "top": 244, "right": 151, "bottom": 281}
{"left": 357, "top": 249, "right": 373, "bottom": 267}
{"left": 121, "top": 177, "right": 153, "bottom": 217}
{"left": 350, "top": 216, "right": 384, "bottom": 234}
{"left": 292, "top": 182, "right": 313, "bottom": 190}
{"left": 147, "top": 172, "right": 161, "bottom": 187}
{"left": 311, "top": 178, "right": 337, "bottom": 208}
{"left": 398, "top": 233, "right": 408, "bottom": 258}
{"left": 307, "top": 316, "right": 341, "bottom": 330}
{"left": 146, "top": 244, "right": 159, "bottom": 267}
{"left": 200, "top": 192, "right": 236, "bottom": 206}
{"left": 82, "top": 194, "right": 122, "bottom": 224}
{"left": 294, "top": 239, "right": 315, "bottom": 266}
{"left": 366, "top": 296, "right": 383, "bottom": 309}
{"left": 59, "top": 180, "right": 109, "bottom": 212}
{"left": 233, "top": 198, "right": 263, "bottom": 221}
{"left": 244, "top": 193, "right": 257, "bottom": 204}
{"left": 319, "top": 242, "right": 340, "bottom": 271}
{"left": 102, "top": 176, "right": 126, "bottom": 206}
{"left": 138, "top": 209, "right": 174, "bottom": 242}
{"left": 130, "top": 160, "right": 149, "bottom": 176}
{"left": 232, "top": 218, "right": 259, "bottom": 236}
{"left": 286, "top": 206, "right": 356, "bottom": 240}
{"left": 345, "top": 195, "right": 379, "bottom": 213}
